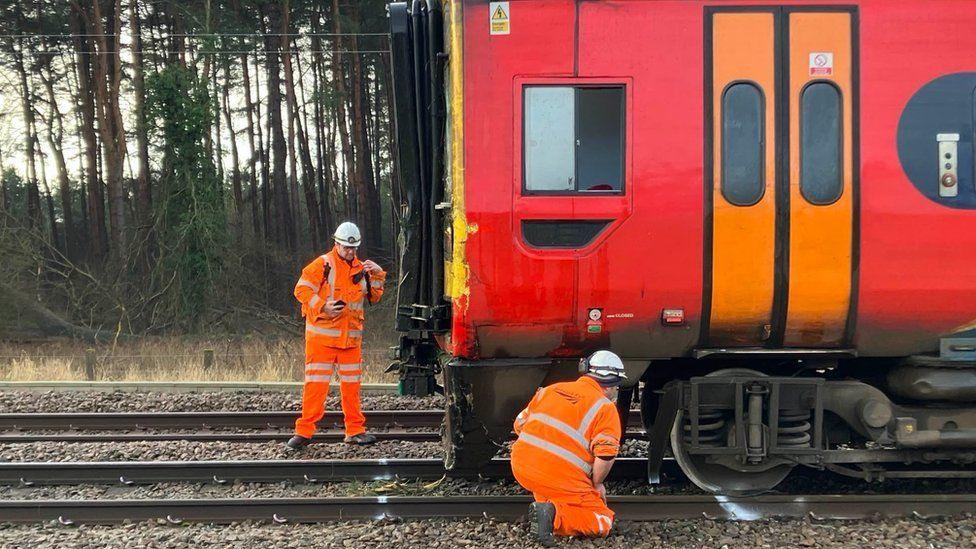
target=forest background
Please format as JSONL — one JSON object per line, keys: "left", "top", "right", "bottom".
{"left": 0, "top": 0, "right": 403, "bottom": 381}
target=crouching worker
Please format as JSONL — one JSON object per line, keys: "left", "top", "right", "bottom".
{"left": 511, "top": 350, "right": 626, "bottom": 544}
{"left": 286, "top": 222, "right": 386, "bottom": 450}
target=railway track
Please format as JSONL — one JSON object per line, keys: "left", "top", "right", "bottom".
{"left": 4, "top": 493, "right": 974, "bottom": 524}
{"left": 0, "top": 409, "right": 645, "bottom": 443}
{"left": 0, "top": 457, "right": 659, "bottom": 486}
{"left": 0, "top": 409, "right": 646, "bottom": 431}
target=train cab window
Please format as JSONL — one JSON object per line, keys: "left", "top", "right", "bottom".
{"left": 523, "top": 86, "right": 624, "bottom": 193}
{"left": 800, "top": 82, "right": 843, "bottom": 205}
{"left": 721, "top": 83, "right": 765, "bottom": 206}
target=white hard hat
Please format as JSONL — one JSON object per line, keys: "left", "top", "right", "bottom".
{"left": 334, "top": 222, "right": 362, "bottom": 247}
{"left": 581, "top": 350, "right": 628, "bottom": 387}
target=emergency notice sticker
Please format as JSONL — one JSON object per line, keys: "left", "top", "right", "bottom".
{"left": 809, "top": 52, "right": 834, "bottom": 76}
{"left": 489, "top": 2, "right": 510, "bottom": 35}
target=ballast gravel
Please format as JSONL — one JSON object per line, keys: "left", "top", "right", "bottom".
{"left": 0, "top": 515, "right": 972, "bottom": 548}
{"left": 0, "top": 477, "right": 527, "bottom": 501}
{"left": 0, "top": 390, "right": 443, "bottom": 413}
{"left": 0, "top": 435, "right": 648, "bottom": 463}
{"left": 0, "top": 439, "right": 442, "bottom": 462}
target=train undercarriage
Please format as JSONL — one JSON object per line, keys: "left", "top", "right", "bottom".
{"left": 439, "top": 344, "right": 976, "bottom": 495}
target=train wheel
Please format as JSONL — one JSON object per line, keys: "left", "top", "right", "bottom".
{"left": 669, "top": 368, "right": 794, "bottom": 496}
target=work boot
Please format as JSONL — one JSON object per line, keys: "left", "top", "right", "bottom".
{"left": 286, "top": 435, "right": 311, "bottom": 451}
{"left": 528, "top": 502, "right": 556, "bottom": 546}
{"left": 344, "top": 432, "right": 378, "bottom": 445}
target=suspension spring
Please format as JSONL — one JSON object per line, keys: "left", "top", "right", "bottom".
{"left": 683, "top": 410, "right": 727, "bottom": 446}
{"left": 777, "top": 409, "right": 812, "bottom": 448}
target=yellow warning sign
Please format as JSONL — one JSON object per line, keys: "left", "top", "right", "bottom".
{"left": 489, "top": 2, "right": 510, "bottom": 35}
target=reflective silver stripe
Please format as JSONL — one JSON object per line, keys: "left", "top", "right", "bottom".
{"left": 339, "top": 374, "right": 362, "bottom": 383}
{"left": 348, "top": 301, "right": 364, "bottom": 311}
{"left": 527, "top": 413, "right": 589, "bottom": 451}
{"left": 306, "top": 323, "right": 341, "bottom": 337}
{"left": 305, "top": 362, "right": 334, "bottom": 372}
{"left": 309, "top": 295, "right": 322, "bottom": 310}
{"left": 297, "top": 278, "right": 318, "bottom": 291}
{"left": 371, "top": 280, "right": 383, "bottom": 288}
{"left": 360, "top": 279, "right": 368, "bottom": 292}
{"left": 338, "top": 363, "right": 361, "bottom": 372}
{"left": 348, "top": 330, "right": 363, "bottom": 338}
{"left": 517, "top": 432, "right": 592, "bottom": 475}
{"left": 305, "top": 374, "right": 332, "bottom": 382}
{"left": 579, "top": 398, "right": 612, "bottom": 438}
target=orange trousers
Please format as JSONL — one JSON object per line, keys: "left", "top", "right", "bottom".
{"left": 295, "top": 343, "right": 365, "bottom": 439}
{"left": 512, "top": 464, "right": 614, "bottom": 537}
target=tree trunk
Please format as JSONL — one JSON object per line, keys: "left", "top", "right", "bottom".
{"left": 253, "top": 55, "right": 271, "bottom": 241}
{"left": 282, "top": 20, "right": 321, "bottom": 251}
{"left": 40, "top": 61, "right": 74, "bottom": 254}
{"left": 13, "top": 46, "right": 42, "bottom": 232}
{"left": 279, "top": 7, "right": 304, "bottom": 248}
{"left": 72, "top": 7, "right": 107, "bottom": 259}
{"left": 240, "top": 50, "right": 262, "bottom": 240}
{"left": 35, "top": 114, "right": 61, "bottom": 249}
{"left": 211, "top": 41, "right": 224, "bottom": 197}
{"left": 309, "top": 11, "right": 334, "bottom": 235}
{"left": 73, "top": 0, "right": 127, "bottom": 256}
{"left": 330, "top": 0, "right": 355, "bottom": 226}
{"left": 130, "top": 0, "right": 151, "bottom": 234}
{"left": 0, "top": 139, "right": 7, "bottom": 213}
{"left": 346, "top": 5, "right": 380, "bottom": 252}
{"left": 263, "top": 2, "right": 294, "bottom": 250}
{"left": 222, "top": 51, "right": 244, "bottom": 242}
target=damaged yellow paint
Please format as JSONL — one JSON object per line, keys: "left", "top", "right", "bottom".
{"left": 444, "top": 0, "right": 473, "bottom": 303}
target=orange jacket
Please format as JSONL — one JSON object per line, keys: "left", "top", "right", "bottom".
{"left": 294, "top": 246, "right": 386, "bottom": 349}
{"left": 512, "top": 376, "right": 621, "bottom": 493}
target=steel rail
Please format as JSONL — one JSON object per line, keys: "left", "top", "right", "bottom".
{"left": 0, "top": 458, "right": 657, "bottom": 486}
{"left": 3, "top": 494, "right": 975, "bottom": 524}
{"left": 0, "top": 409, "right": 646, "bottom": 431}
{"left": 0, "top": 429, "right": 647, "bottom": 443}
{"left": 0, "top": 381, "right": 397, "bottom": 394}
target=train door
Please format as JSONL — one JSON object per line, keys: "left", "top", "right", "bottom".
{"left": 703, "top": 7, "right": 857, "bottom": 348}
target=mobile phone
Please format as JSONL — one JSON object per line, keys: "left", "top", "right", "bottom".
{"left": 333, "top": 300, "right": 347, "bottom": 310}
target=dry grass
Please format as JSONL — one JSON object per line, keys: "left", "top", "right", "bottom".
{"left": 0, "top": 299, "right": 401, "bottom": 383}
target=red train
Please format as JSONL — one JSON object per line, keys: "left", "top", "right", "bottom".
{"left": 389, "top": 0, "right": 976, "bottom": 494}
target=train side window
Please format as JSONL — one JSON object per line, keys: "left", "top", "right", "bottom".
{"left": 577, "top": 88, "right": 624, "bottom": 192}
{"left": 524, "top": 87, "right": 576, "bottom": 191}
{"left": 523, "top": 85, "right": 625, "bottom": 193}
{"left": 721, "top": 82, "right": 765, "bottom": 206}
{"left": 800, "top": 82, "right": 843, "bottom": 205}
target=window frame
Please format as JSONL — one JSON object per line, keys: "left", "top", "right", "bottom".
{"left": 799, "top": 79, "right": 845, "bottom": 206}
{"left": 719, "top": 80, "right": 767, "bottom": 207}
{"left": 520, "top": 84, "right": 627, "bottom": 196}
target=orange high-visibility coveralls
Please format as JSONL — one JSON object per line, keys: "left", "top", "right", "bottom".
{"left": 293, "top": 246, "right": 385, "bottom": 438}
{"left": 511, "top": 376, "right": 621, "bottom": 538}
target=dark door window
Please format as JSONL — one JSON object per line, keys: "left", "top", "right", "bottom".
{"left": 800, "top": 82, "right": 843, "bottom": 205}
{"left": 721, "top": 82, "right": 765, "bottom": 206}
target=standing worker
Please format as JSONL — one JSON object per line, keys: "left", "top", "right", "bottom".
{"left": 511, "top": 350, "right": 627, "bottom": 544}
{"left": 286, "top": 222, "right": 386, "bottom": 450}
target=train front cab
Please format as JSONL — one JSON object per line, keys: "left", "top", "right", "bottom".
{"left": 391, "top": 1, "right": 976, "bottom": 495}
